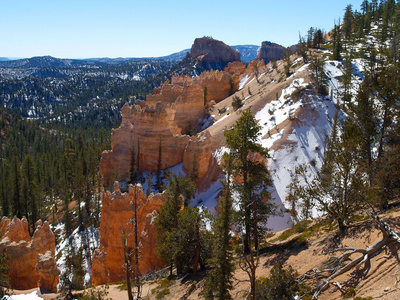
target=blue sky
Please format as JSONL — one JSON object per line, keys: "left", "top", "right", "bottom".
{"left": 1, "top": 0, "right": 364, "bottom": 59}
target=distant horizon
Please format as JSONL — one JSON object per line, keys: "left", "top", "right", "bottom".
{"left": 1, "top": 44, "right": 262, "bottom": 60}
{"left": 1, "top": 0, "right": 364, "bottom": 59}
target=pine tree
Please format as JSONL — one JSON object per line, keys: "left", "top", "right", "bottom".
{"left": 309, "top": 54, "right": 328, "bottom": 95}
{"left": 203, "top": 153, "right": 235, "bottom": 300}
{"left": 340, "top": 51, "right": 354, "bottom": 110}
{"left": 313, "top": 29, "right": 324, "bottom": 49}
{"left": 343, "top": 5, "right": 354, "bottom": 50}
{"left": 347, "top": 75, "right": 377, "bottom": 179}
{"left": 204, "top": 86, "right": 208, "bottom": 107}
{"left": 283, "top": 50, "right": 292, "bottom": 77}
{"left": 155, "top": 137, "right": 163, "bottom": 193}
{"left": 1, "top": 161, "right": 10, "bottom": 217}
{"left": 129, "top": 143, "right": 137, "bottom": 184}
{"left": 332, "top": 23, "right": 343, "bottom": 60}
{"left": 297, "top": 33, "right": 308, "bottom": 63}
{"left": 155, "top": 172, "right": 197, "bottom": 275}
{"left": 11, "top": 148, "right": 22, "bottom": 219}
{"left": 22, "top": 154, "right": 38, "bottom": 234}
{"left": 307, "top": 27, "right": 315, "bottom": 48}
{"left": 289, "top": 118, "right": 366, "bottom": 233}
{"left": 224, "top": 109, "right": 274, "bottom": 299}
{"left": 0, "top": 251, "right": 10, "bottom": 298}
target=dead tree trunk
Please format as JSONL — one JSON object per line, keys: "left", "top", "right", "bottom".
{"left": 299, "top": 209, "right": 400, "bottom": 299}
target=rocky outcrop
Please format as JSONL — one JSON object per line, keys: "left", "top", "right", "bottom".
{"left": 99, "top": 63, "right": 246, "bottom": 187}
{"left": 36, "top": 251, "right": 60, "bottom": 292}
{"left": 0, "top": 217, "right": 59, "bottom": 291}
{"left": 257, "top": 41, "right": 287, "bottom": 63}
{"left": 92, "top": 183, "right": 166, "bottom": 285}
{"left": 186, "top": 37, "right": 241, "bottom": 69}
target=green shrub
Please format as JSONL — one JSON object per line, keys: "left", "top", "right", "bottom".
{"left": 232, "top": 95, "right": 243, "bottom": 111}
{"left": 343, "top": 287, "right": 356, "bottom": 299}
{"left": 255, "top": 262, "right": 298, "bottom": 300}
{"left": 156, "top": 288, "right": 170, "bottom": 300}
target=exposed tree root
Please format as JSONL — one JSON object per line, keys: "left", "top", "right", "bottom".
{"left": 298, "top": 211, "right": 400, "bottom": 299}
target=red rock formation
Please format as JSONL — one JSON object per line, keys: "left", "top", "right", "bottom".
{"left": 186, "top": 37, "right": 241, "bottom": 68}
{"left": 99, "top": 63, "right": 246, "bottom": 187}
{"left": 36, "top": 251, "right": 60, "bottom": 292}
{"left": 257, "top": 41, "right": 287, "bottom": 63}
{"left": 92, "top": 183, "right": 166, "bottom": 285}
{"left": 0, "top": 217, "right": 59, "bottom": 291}
{"left": 183, "top": 131, "right": 213, "bottom": 185}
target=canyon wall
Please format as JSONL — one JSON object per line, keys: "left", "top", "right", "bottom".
{"left": 257, "top": 41, "right": 287, "bottom": 63}
{"left": 92, "top": 183, "right": 165, "bottom": 285}
{"left": 186, "top": 37, "right": 241, "bottom": 69}
{"left": 0, "top": 217, "right": 59, "bottom": 292}
{"left": 99, "top": 62, "right": 245, "bottom": 187}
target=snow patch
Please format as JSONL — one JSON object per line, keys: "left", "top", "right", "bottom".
{"left": 4, "top": 291, "right": 43, "bottom": 300}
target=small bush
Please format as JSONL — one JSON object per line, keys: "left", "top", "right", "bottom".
{"left": 255, "top": 262, "right": 298, "bottom": 300}
{"left": 232, "top": 95, "right": 243, "bottom": 111}
{"left": 156, "top": 288, "right": 170, "bottom": 300}
{"left": 80, "top": 285, "right": 111, "bottom": 300}
{"left": 343, "top": 287, "right": 356, "bottom": 299}
{"left": 291, "top": 89, "right": 301, "bottom": 100}
{"left": 277, "top": 220, "right": 311, "bottom": 241}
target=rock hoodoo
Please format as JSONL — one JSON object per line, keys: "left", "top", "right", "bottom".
{"left": 99, "top": 62, "right": 246, "bottom": 187}
{"left": 186, "top": 37, "right": 241, "bottom": 69}
{"left": 0, "top": 217, "right": 59, "bottom": 292}
{"left": 256, "top": 41, "right": 287, "bottom": 63}
{"left": 92, "top": 183, "right": 165, "bottom": 285}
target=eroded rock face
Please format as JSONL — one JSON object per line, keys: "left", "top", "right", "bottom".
{"left": 36, "top": 251, "right": 60, "bottom": 292}
{"left": 257, "top": 41, "right": 287, "bottom": 63}
{"left": 99, "top": 63, "right": 246, "bottom": 187}
{"left": 92, "top": 183, "right": 166, "bottom": 285}
{"left": 0, "top": 217, "right": 59, "bottom": 291}
{"left": 186, "top": 37, "right": 241, "bottom": 69}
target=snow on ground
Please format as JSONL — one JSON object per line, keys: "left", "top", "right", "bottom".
{"left": 239, "top": 74, "right": 254, "bottom": 90}
{"left": 239, "top": 74, "right": 250, "bottom": 90}
{"left": 53, "top": 222, "right": 100, "bottom": 290}
{"left": 252, "top": 67, "right": 338, "bottom": 225}
{"left": 256, "top": 78, "right": 308, "bottom": 144}
{"left": 264, "top": 95, "right": 336, "bottom": 221}
{"left": 193, "top": 180, "right": 222, "bottom": 214}
{"left": 4, "top": 291, "right": 43, "bottom": 300}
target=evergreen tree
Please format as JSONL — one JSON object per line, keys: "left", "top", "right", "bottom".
{"left": 340, "top": 52, "right": 354, "bottom": 110}
{"left": 307, "top": 27, "right": 315, "bottom": 48}
{"left": 11, "top": 148, "right": 22, "bottom": 219}
{"left": 204, "top": 86, "right": 208, "bottom": 107}
{"left": 129, "top": 143, "right": 137, "bottom": 184}
{"left": 343, "top": 5, "right": 354, "bottom": 50}
{"left": 347, "top": 75, "right": 377, "bottom": 179}
{"left": 224, "top": 109, "right": 274, "bottom": 299}
{"left": 0, "top": 251, "right": 10, "bottom": 298}
{"left": 309, "top": 54, "right": 328, "bottom": 95}
{"left": 283, "top": 50, "right": 292, "bottom": 77}
{"left": 203, "top": 154, "right": 235, "bottom": 300}
{"left": 22, "top": 154, "right": 38, "bottom": 234}
{"left": 289, "top": 117, "right": 366, "bottom": 233}
{"left": 1, "top": 161, "right": 10, "bottom": 217}
{"left": 297, "top": 33, "right": 308, "bottom": 63}
{"left": 313, "top": 29, "right": 324, "bottom": 49}
{"left": 155, "top": 172, "right": 206, "bottom": 276}
{"left": 155, "top": 137, "right": 163, "bottom": 192}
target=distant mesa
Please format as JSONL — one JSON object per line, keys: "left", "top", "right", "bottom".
{"left": 257, "top": 41, "right": 289, "bottom": 64}
{"left": 185, "top": 37, "right": 241, "bottom": 70}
